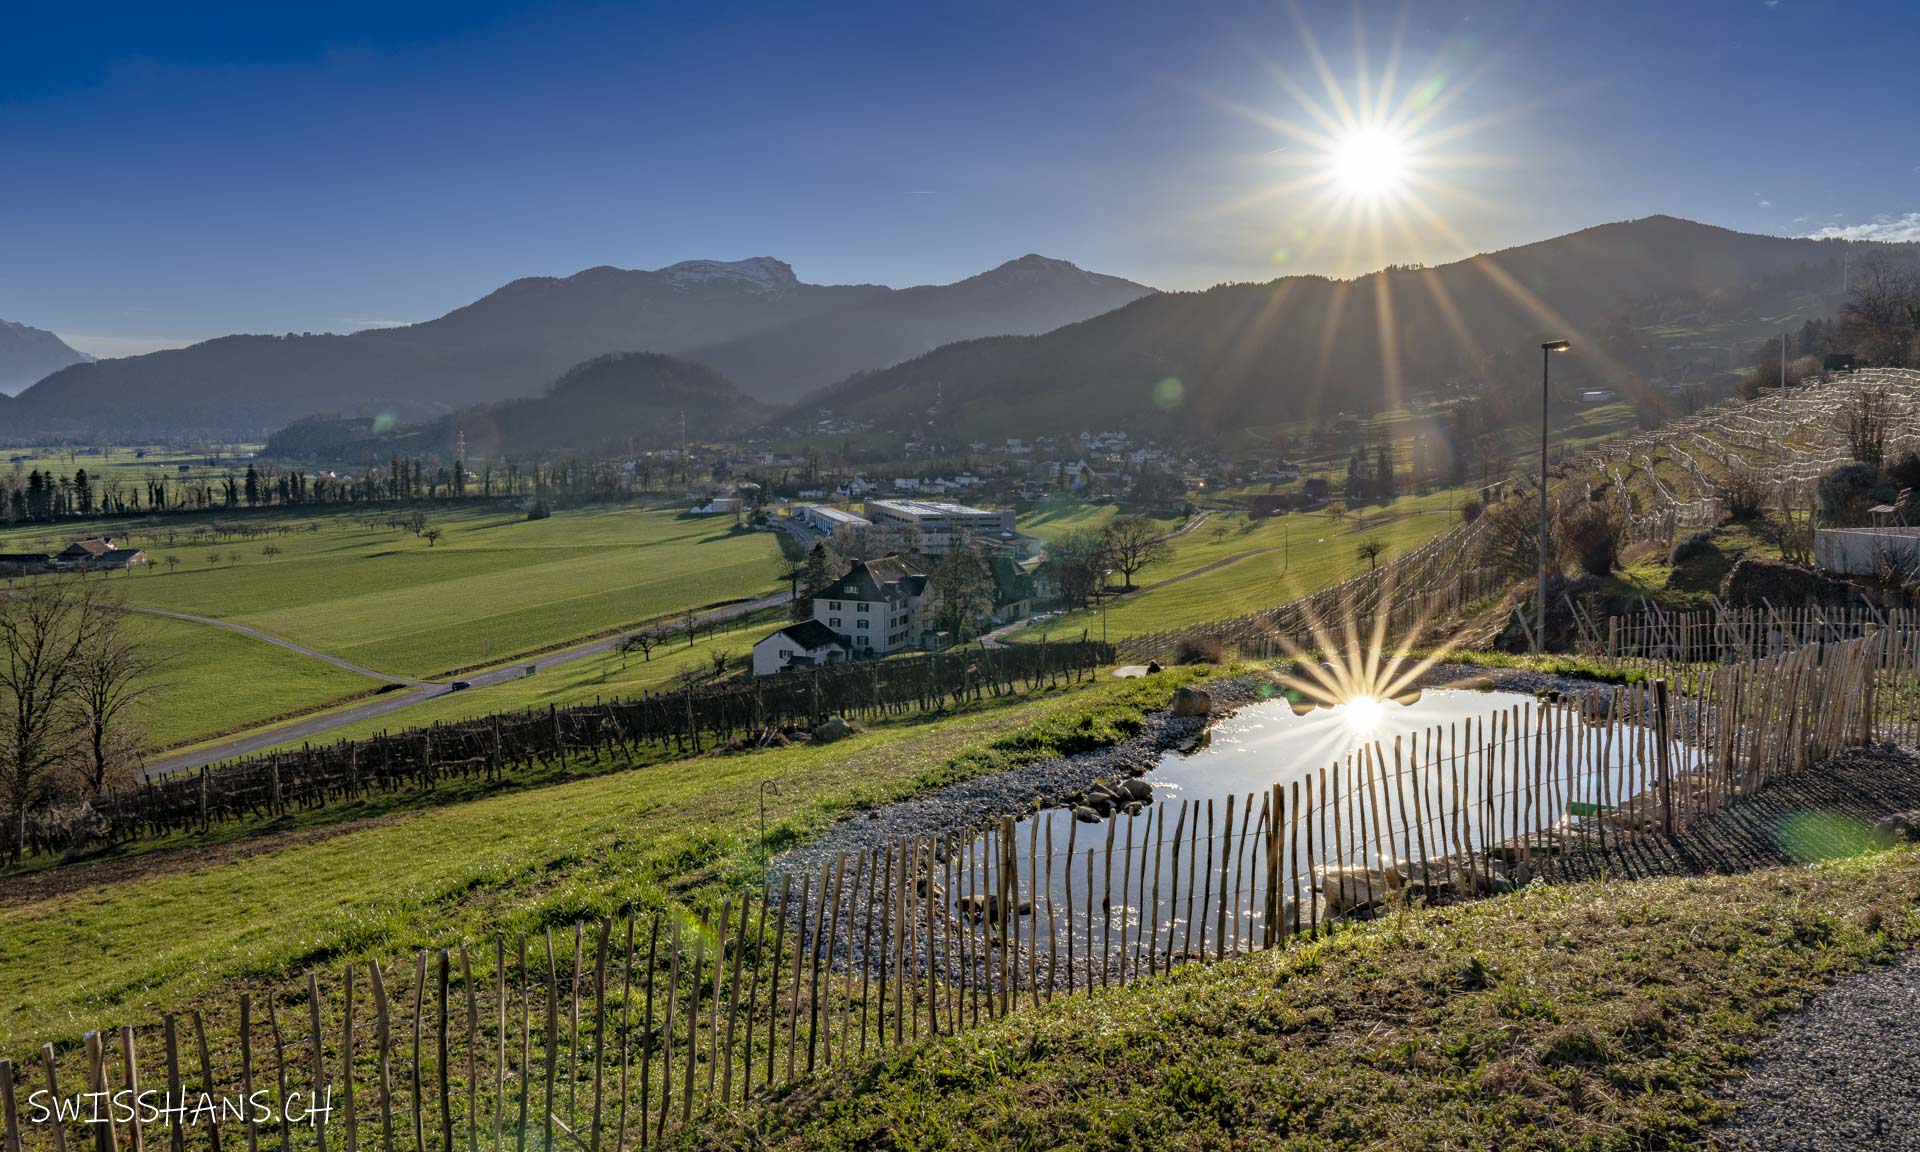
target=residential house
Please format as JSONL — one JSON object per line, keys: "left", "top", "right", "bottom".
{"left": 751, "top": 620, "right": 852, "bottom": 676}
{"left": 987, "top": 554, "right": 1038, "bottom": 622}
{"left": 813, "top": 556, "right": 928, "bottom": 655}
{"left": 55, "top": 537, "right": 147, "bottom": 570}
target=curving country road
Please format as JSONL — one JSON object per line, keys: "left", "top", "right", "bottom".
{"left": 138, "top": 588, "right": 793, "bottom": 778}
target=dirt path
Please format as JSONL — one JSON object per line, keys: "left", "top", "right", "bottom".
{"left": 1135, "top": 542, "right": 1286, "bottom": 592}
{"left": 122, "top": 604, "right": 428, "bottom": 684}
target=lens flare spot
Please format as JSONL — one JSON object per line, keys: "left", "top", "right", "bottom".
{"left": 1775, "top": 810, "right": 1879, "bottom": 862}
{"left": 1153, "top": 377, "right": 1185, "bottom": 410}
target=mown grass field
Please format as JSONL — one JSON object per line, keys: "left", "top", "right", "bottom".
{"left": 0, "top": 665, "right": 1223, "bottom": 1050}
{"left": 0, "top": 500, "right": 782, "bottom": 662}
{"left": 241, "top": 610, "right": 789, "bottom": 752}
{"left": 129, "top": 614, "right": 381, "bottom": 749}
{"left": 1018, "top": 500, "right": 1177, "bottom": 543}
{"left": 703, "top": 848, "right": 1920, "bottom": 1151}
{"left": 1015, "top": 488, "right": 1473, "bottom": 641}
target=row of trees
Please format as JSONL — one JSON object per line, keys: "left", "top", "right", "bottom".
{"left": 0, "top": 583, "right": 157, "bottom": 861}
{"left": 0, "top": 453, "right": 666, "bottom": 526}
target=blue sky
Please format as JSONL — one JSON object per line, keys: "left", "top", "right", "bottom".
{"left": 3, "top": 0, "right": 1916, "bottom": 358}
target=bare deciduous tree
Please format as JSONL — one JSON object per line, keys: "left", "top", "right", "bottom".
{"left": 67, "top": 605, "right": 164, "bottom": 797}
{"left": 0, "top": 584, "right": 109, "bottom": 859}
{"left": 1101, "top": 515, "right": 1170, "bottom": 590}
{"left": 1840, "top": 383, "right": 1894, "bottom": 468}
{"left": 926, "top": 548, "right": 996, "bottom": 640}
{"left": 619, "top": 631, "right": 658, "bottom": 665}
{"left": 1838, "top": 255, "right": 1920, "bottom": 368}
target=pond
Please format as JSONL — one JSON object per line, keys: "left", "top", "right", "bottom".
{"left": 944, "top": 686, "right": 1697, "bottom": 975}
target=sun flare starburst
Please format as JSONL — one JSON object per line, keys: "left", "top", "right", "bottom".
{"left": 1342, "top": 693, "right": 1384, "bottom": 732}
{"left": 1336, "top": 129, "right": 1409, "bottom": 199}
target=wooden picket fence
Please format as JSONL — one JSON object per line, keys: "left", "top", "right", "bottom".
{"left": 1589, "top": 608, "right": 1920, "bottom": 750}
{"left": 6, "top": 628, "right": 1905, "bottom": 1151}
{"left": 4, "top": 641, "right": 1112, "bottom": 861}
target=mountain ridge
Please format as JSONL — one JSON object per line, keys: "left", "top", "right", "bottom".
{"left": 5, "top": 255, "right": 1151, "bottom": 439}
{"left": 797, "top": 216, "right": 1911, "bottom": 441}
{"left": 0, "top": 320, "right": 91, "bottom": 396}
{"left": 264, "top": 351, "right": 770, "bottom": 464}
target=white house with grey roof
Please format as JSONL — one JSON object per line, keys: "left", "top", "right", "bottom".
{"left": 751, "top": 619, "right": 852, "bottom": 677}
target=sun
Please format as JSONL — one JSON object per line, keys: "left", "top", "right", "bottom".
{"left": 1330, "top": 128, "right": 1407, "bottom": 199}
{"left": 1342, "top": 693, "right": 1384, "bottom": 733}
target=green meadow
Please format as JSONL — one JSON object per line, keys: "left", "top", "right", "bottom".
{"left": 129, "top": 614, "right": 382, "bottom": 749}
{"left": 0, "top": 503, "right": 785, "bottom": 680}
{"left": 1015, "top": 488, "right": 1473, "bottom": 640}
{"left": 240, "top": 611, "right": 788, "bottom": 753}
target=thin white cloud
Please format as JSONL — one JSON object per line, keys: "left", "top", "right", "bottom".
{"left": 1805, "top": 213, "right": 1920, "bottom": 242}
{"left": 56, "top": 333, "right": 199, "bottom": 359}
{"left": 340, "top": 317, "right": 409, "bottom": 329}
{"left": 1758, "top": 200, "right": 1772, "bottom": 208}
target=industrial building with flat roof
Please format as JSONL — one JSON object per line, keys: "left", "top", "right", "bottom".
{"left": 863, "top": 499, "right": 1023, "bottom": 557}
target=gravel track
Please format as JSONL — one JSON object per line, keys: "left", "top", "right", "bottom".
{"left": 1718, "top": 946, "right": 1920, "bottom": 1151}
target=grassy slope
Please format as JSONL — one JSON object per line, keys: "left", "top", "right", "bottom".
{"left": 0, "top": 504, "right": 783, "bottom": 680}
{"left": 0, "top": 666, "right": 1221, "bottom": 1049}
{"left": 709, "top": 849, "right": 1920, "bottom": 1151}
{"left": 1017, "top": 492, "right": 1469, "bottom": 640}
{"left": 1018, "top": 502, "right": 1175, "bottom": 544}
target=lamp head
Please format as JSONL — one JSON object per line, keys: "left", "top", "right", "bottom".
{"left": 1542, "top": 339, "right": 1571, "bottom": 352}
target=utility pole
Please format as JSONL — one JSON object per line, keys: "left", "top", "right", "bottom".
{"left": 1779, "top": 332, "right": 1789, "bottom": 471}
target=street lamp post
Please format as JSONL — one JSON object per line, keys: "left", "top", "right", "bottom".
{"left": 1536, "top": 340, "right": 1571, "bottom": 653}
{"left": 1100, "top": 568, "right": 1113, "bottom": 645}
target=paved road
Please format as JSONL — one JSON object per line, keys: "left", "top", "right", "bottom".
{"left": 139, "top": 588, "right": 793, "bottom": 777}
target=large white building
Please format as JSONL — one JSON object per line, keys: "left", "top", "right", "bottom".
{"left": 813, "top": 556, "right": 928, "bottom": 655}
{"left": 752, "top": 555, "right": 929, "bottom": 674}
{"left": 863, "top": 499, "right": 1021, "bottom": 558}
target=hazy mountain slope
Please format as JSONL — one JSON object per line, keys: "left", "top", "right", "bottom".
{"left": 0, "top": 320, "right": 90, "bottom": 395}
{"left": 805, "top": 217, "right": 1902, "bottom": 440}
{"left": 690, "top": 255, "right": 1152, "bottom": 401}
{"left": 264, "top": 352, "right": 772, "bottom": 465}
{"left": 3, "top": 256, "right": 1149, "bottom": 440}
